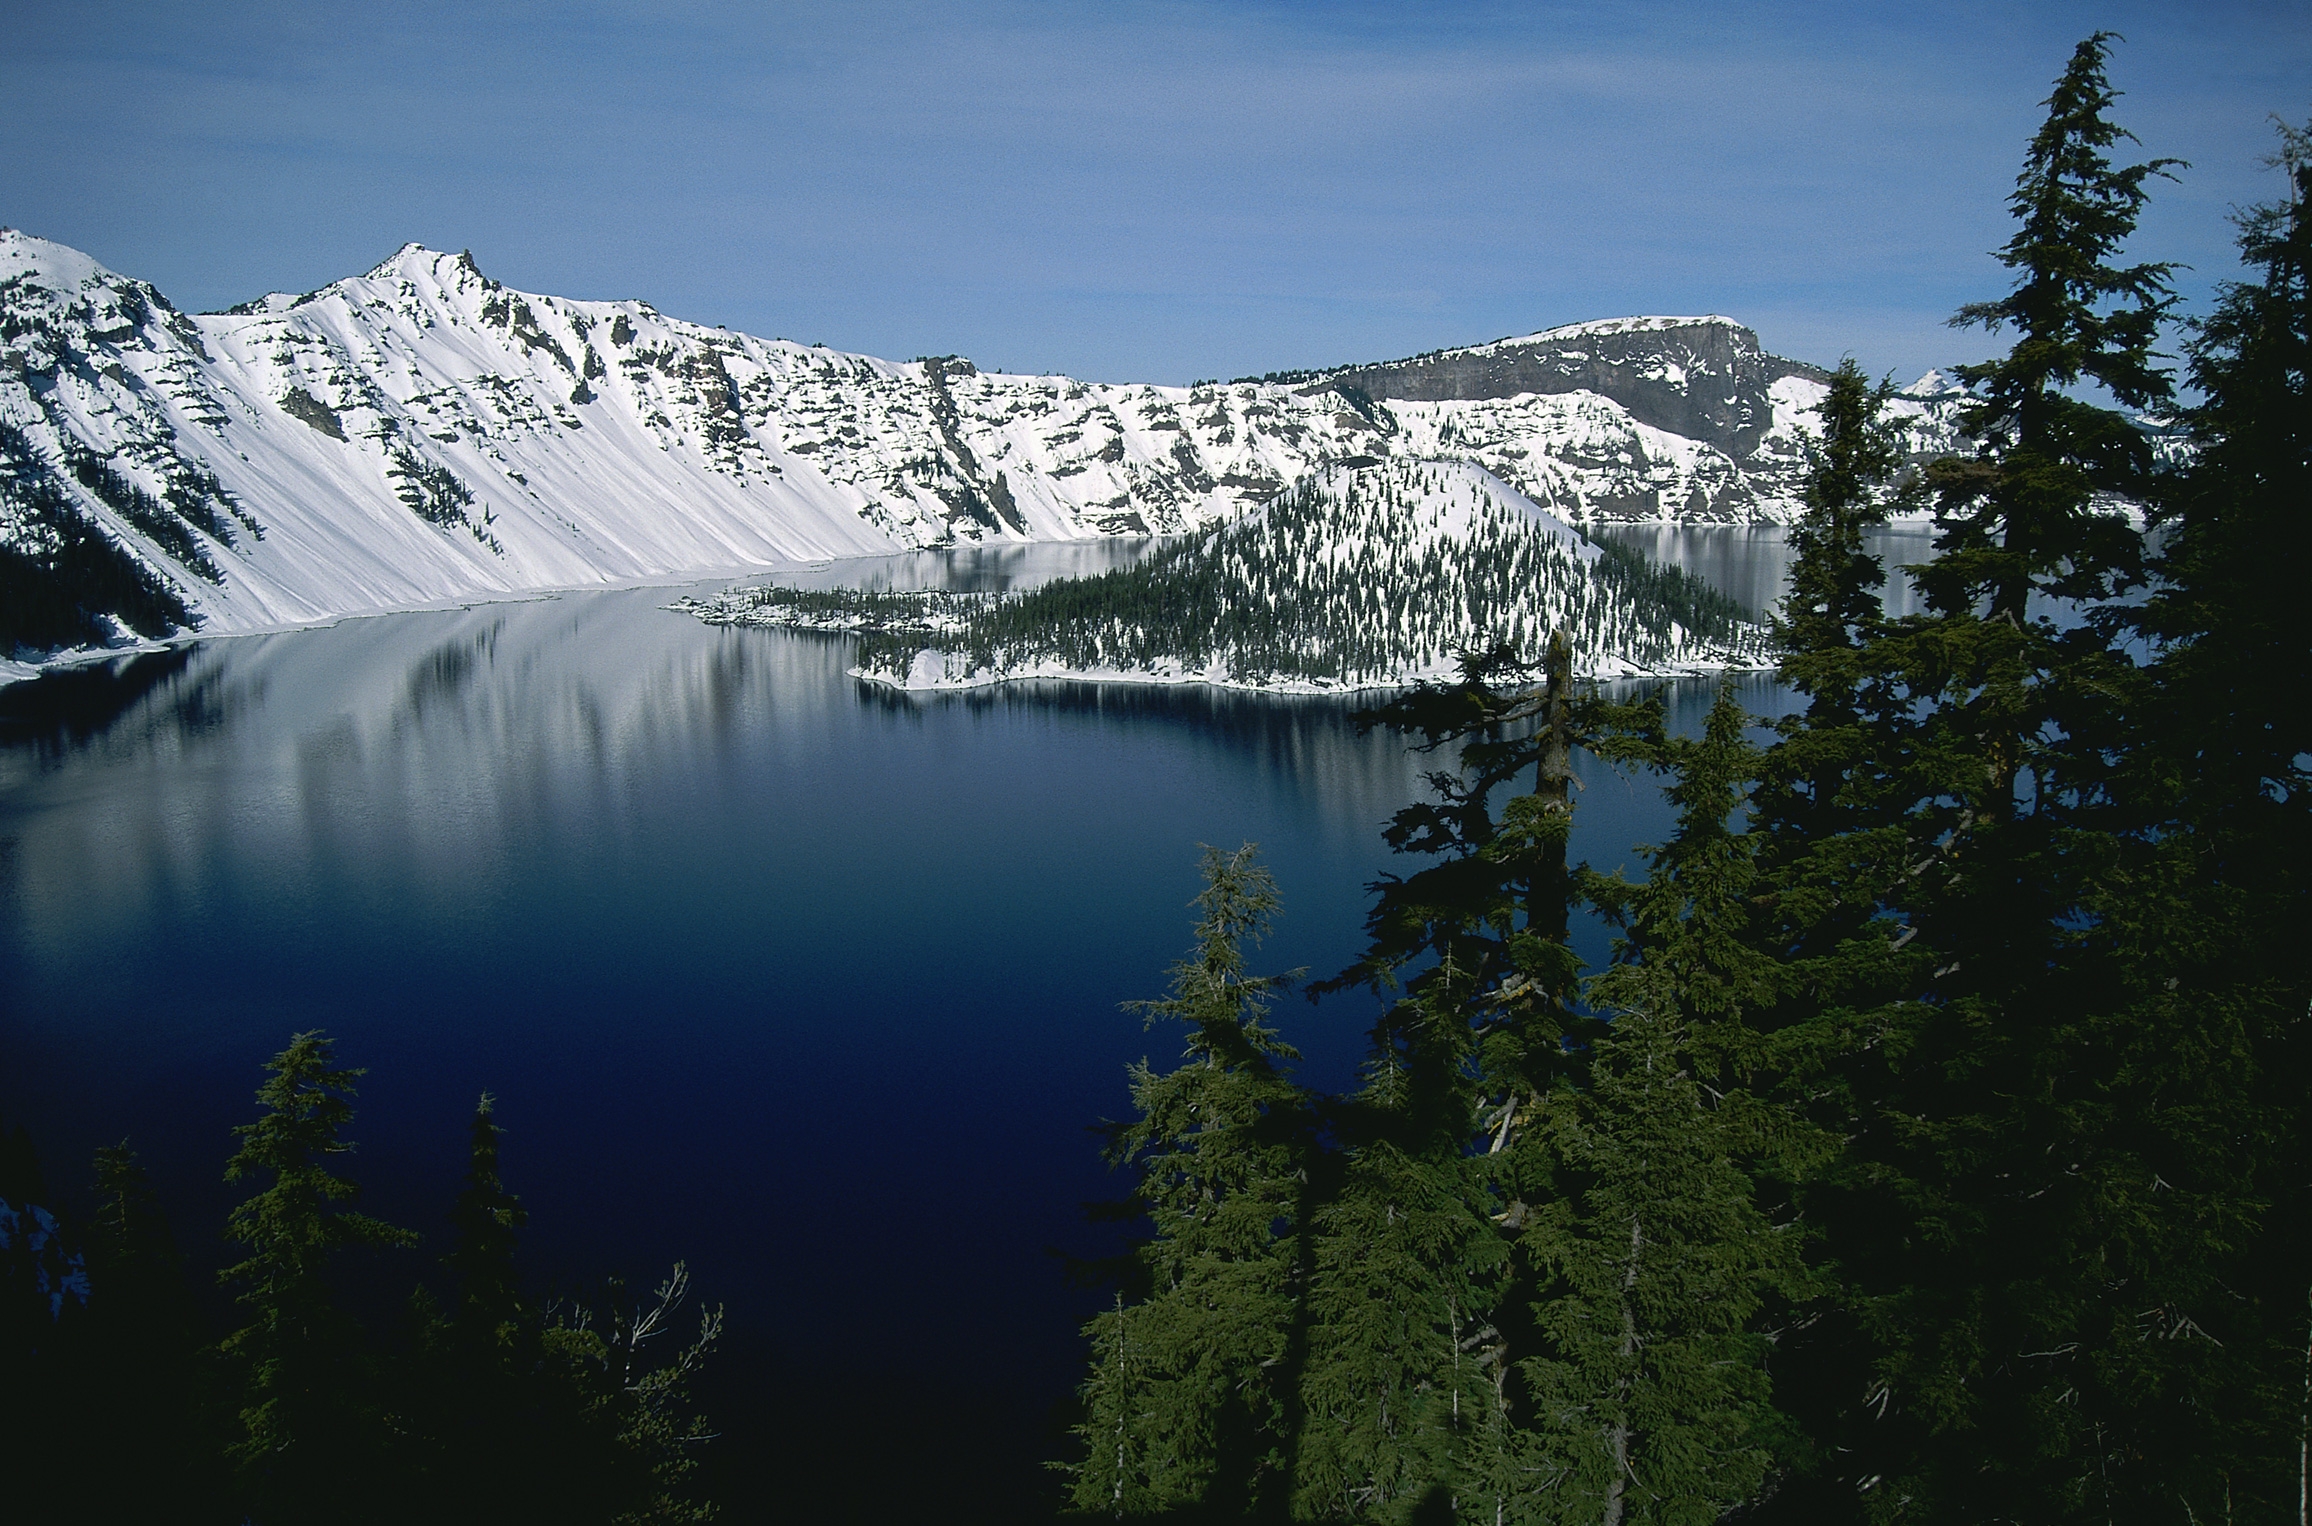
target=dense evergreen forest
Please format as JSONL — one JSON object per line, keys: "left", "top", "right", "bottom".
{"left": 4, "top": 36, "right": 2305, "bottom": 1524}
{"left": 679, "top": 461, "right": 1761, "bottom": 689}
{"left": 1057, "top": 41, "right": 2310, "bottom": 1525}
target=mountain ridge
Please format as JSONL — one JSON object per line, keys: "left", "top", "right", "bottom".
{"left": 0, "top": 230, "right": 1969, "bottom": 670}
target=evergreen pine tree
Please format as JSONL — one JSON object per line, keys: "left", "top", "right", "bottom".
{"left": 412, "top": 1091, "right": 720, "bottom": 1524}
{"left": 218, "top": 1030, "right": 417, "bottom": 1523}
{"left": 1331, "top": 633, "right": 1599, "bottom": 1144}
{"left": 1294, "top": 959, "right": 1507, "bottom": 1525}
{"left": 1763, "top": 35, "right": 2245, "bottom": 1518}
{"left": 1518, "top": 1001, "right": 1788, "bottom": 1526}
{"left": 1312, "top": 636, "right": 1597, "bottom": 1513}
{"left": 2076, "top": 113, "right": 2312, "bottom": 1518}
{"left": 445, "top": 1092, "right": 527, "bottom": 1352}
{"left": 1730, "top": 360, "right": 1936, "bottom": 1522}
{"left": 1068, "top": 844, "right": 1315, "bottom": 1518}
{"left": 412, "top": 1092, "right": 558, "bottom": 1524}
{"left": 1936, "top": 30, "right": 2179, "bottom": 636}
{"left": 1508, "top": 685, "right": 1807, "bottom": 1525}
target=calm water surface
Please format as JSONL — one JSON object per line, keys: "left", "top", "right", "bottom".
{"left": 0, "top": 530, "right": 1832, "bottom": 1514}
{"left": 1594, "top": 521, "right": 1940, "bottom": 620}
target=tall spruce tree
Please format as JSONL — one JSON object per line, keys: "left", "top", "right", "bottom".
{"left": 411, "top": 1092, "right": 721, "bottom": 1524}
{"left": 1296, "top": 634, "right": 1601, "bottom": 1523}
{"left": 218, "top": 1031, "right": 416, "bottom": 1523}
{"left": 2082, "top": 114, "right": 2312, "bottom": 1518}
{"left": 1068, "top": 844, "right": 1315, "bottom": 1519}
{"left": 1508, "top": 686, "right": 1808, "bottom": 1525}
{"left": 1733, "top": 363, "right": 1937, "bottom": 1521}
{"left": 413, "top": 1092, "right": 563, "bottom": 1524}
{"left": 1765, "top": 34, "right": 2237, "bottom": 1519}
{"left": 445, "top": 1092, "right": 527, "bottom": 1351}
{"left": 1294, "top": 959, "right": 1508, "bottom": 1525}
{"left": 1937, "top": 30, "right": 2179, "bottom": 637}
{"left": 1328, "top": 633, "right": 1592, "bottom": 1059}
{"left": 1763, "top": 359, "right": 1917, "bottom": 832}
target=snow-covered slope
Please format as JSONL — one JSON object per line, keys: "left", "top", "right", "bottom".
{"left": 1322, "top": 316, "right": 1975, "bottom": 521}
{"left": 0, "top": 229, "right": 1970, "bottom": 668}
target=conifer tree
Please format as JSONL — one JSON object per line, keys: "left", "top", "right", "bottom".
{"left": 1332, "top": 633, "right": 1599, "bottom": 1139}
{"left": 2078, "top": 113, "right": 2312, "bottom": 1518}
{"left": 1295, "top": 635, "right": 1601, "bottom": 1519}
{"left": 445, "top": 1092, "right": 527, "bottom": 1351}
{"left": 409, "top": 1091, "right": 722, "bottom": 1524}
{"left": 1733, "top": 360, "right": 1934, "bottom": 1522}
{"left": 1069, "top": 844, "right": 1314, "bottom": 1518}
{"left": 413, "top": 1092, "right": 557, "bottom": 1524}
{"left": 1937, "top": 30, "right": 2179, "bottom": 636}
{"left": 1764, "top": 36, "right": 2237, "bottom": 1518}
{"left": 1764, "top": 359, "right": 1917, "bottom": 825}
{"left": 1518, "top": 1002, "right": 1787, "bottom": 1526}
{"left": 1295, "top": 960, "right": 1508, "bottom": 1525}
{"left": 218, "top": 1030, "right": 416, "bottom": 1523}
{"left": 1509, "top": 686, "right": 1805, "bottom": 1525}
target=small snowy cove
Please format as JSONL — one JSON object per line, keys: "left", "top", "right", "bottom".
{"left": 0, "top": 526, "right": 1919, "bottom": 1501}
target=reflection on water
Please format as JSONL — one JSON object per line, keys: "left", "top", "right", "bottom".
{"left": 715, "top": 534, "right": 1164, "bottom": 597}
{"left": 0, "top": 552, "right": 1801, "bottom": 1513}
{"left": 0, "top": 590, "right": 1446, "bottom": 934}
{"left": 0, "top": 582, "right": 1537, "bottom": 1508}
{"left": 1594, "top": 522, "right": 1939, "bottom": 621}
{"left": 0, "top": 646, "right": 201, "bottom": 755}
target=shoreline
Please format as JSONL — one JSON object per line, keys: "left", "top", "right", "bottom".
{"left": 845, "top": 651, "right": 1780, "bottom": 697}
{"left": 4, "top": 502, "right": 1917, "bottom": 690}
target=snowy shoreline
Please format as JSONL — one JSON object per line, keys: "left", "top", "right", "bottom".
{"left": 846, "top": 648, "right": 1777, "bottom": 697}
{"left": 0, "top": 561, "right": 841, "bottom": 688}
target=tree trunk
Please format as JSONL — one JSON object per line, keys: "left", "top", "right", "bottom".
{"left": 1533, "top": 628, "right": 1574, "bottom": 948}
{"left": 1601, "top": 1210, "right": 1643, "bottom": 1526}
{"left": 2298, "top": 1282, "right": 2310, "bottom": 1526}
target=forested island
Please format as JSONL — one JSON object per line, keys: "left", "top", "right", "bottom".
{"left": 674, "top": 460, "right": 1765, "bottom": 690}
{"left": 3, "top": 33, "right": 2305, "bottom": 1526}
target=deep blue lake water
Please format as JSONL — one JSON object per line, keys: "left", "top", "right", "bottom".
{"left": 0, "top": 526, "right": 1924, "bottom": 1517}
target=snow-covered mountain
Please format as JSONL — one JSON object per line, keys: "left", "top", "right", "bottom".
{"left": 0, "top": 230, "right": 1971, "bottom": 664}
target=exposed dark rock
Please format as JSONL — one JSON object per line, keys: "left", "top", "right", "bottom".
{"left": 1327, "top": 319, "right": 1830, "bottom": 459}
{"left": 278, "top": 387, "right": 345, "bottom": 440}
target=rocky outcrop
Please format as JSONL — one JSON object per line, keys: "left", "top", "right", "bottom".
{"left": 1327, "top": 317, "right": 1833, "bottom": 459}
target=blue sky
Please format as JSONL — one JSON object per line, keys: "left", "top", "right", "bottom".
{"left": 3, "top": 1, "right": 2305, "bottom": 385}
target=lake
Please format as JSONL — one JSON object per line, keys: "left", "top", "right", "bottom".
{"left": 0, "top": 526, "right": 1918, "bottom": 1517}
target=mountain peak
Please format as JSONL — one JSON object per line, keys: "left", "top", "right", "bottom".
{"left": 5, "top": 230, "right": 1950, "bottom": 668}
{"left": 1900, "top": 368, "right": 1972, "bottom": 399}
{"left": 362, "top": 240, "right": 441, "bottom": 279}
{"left": 355, "top": 242, "right": 496, "bottom": 295}
{"left": 0, "top": 227, "right": 115, "bottom": 293}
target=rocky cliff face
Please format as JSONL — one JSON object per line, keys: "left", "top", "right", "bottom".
{"left": 0, "top": 231, "right": 1972, "bottom": 664}
{"left": 1328, "top": 316, "right": 1832, "bottom": 460}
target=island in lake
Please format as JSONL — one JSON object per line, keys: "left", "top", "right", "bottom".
{"left": 672, "top": 459, "right": 1767, "bottom": 692}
